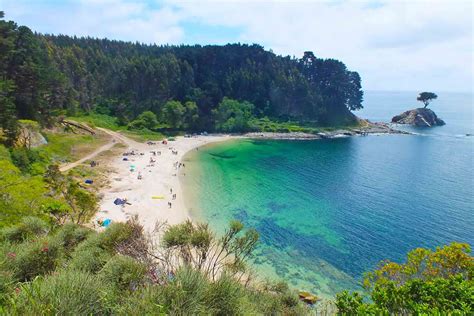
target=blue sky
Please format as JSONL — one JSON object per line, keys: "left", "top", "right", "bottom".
{"left": 1, "top": 0, "right": 472, "bottom": 92}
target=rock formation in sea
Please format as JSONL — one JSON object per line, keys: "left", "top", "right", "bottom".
{"left": 391, "top": 108, "right": 445, "bottom": 127}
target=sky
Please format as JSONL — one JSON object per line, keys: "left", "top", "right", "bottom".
{"left": 1, "top": 0, "right": 473, "bottom": 93}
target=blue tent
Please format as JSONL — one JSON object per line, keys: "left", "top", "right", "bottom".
{"left": 102, "top": 219, "right": 112, "bottom": 227}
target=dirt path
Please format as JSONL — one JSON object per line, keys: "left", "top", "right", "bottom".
{"left": 59, "top": 128, "right": 136, "bottom": 172}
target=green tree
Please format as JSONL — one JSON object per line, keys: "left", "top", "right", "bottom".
{"left": 417, "top": 92, "right": 438, "bottom": 108}
{"left": 184, "top": 101, "right": 199, "bottom": 130}
{"left": 161, "top": 100, "right": 185, "bottom": 129}
{"left": 0, "top": 80, "right": 18, "bottom": 145}
{"left": 128, "top": 111, "right": 158, "bottom": 130}
{"left": 335, "top": 242, "right": 474, "bottom": 315}
{"left": 213, "top": 97, "right": 255, "bottom": 132}
{"left": 44, "top": 165, "right": 97, "bottom": 224}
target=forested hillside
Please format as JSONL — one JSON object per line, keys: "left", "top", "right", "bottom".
{"left": 0, "top": 11, "right": 363, "bottom": 143}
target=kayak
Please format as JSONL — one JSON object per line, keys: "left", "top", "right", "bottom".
{"left": 152, "top": 196, "right": 164, "bottom": 199}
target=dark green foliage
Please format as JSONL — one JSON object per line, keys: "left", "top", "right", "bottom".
{"left": 52, "top": 223, "right": 92, "bottom": 254}
{"left": 0, "top": 218, "right": 308, "bottom": 314}
{"left": 5, "top": 236, "right": 61, "bottom": 281}
{"left": 213, "top": 97, "right": 255, "bottom": 132}
{"left": 128, "top": 110, "right": 158, "bottom": 130}
{"left": 99, "top": 254, "right": 147, "bottom": 291}
{"left": 9, "top": 147, "right": 42, "bottom": 172}
{"left": 0, "top": 13, "right": 363, "bottom": 144}
{"left": 10, "top": 270, "right": 109, "bottom": 315}
{"left": 417, "top": 91, "right": 438, "bottom": 108}
{"left": 0, "top": 217, "right": 49, "bottom": 243}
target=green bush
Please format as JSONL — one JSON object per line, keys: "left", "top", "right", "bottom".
{"left": 161, "top": 267, "right": 209, "bottom": 314}
{"left": 97, "top": 222, "right": 134, "bottom": 251}
{"left": 6, "top": 236, "right": 61, "bottom": 281}
{"left": 0, "top": 217, "right": 49, "bottom": 243}
{"left": 205, "top": 273, "right": 244, "bottom": 315}
{"left": 53, "top": 223, "right": 92, "bottom": 254}
{"left": 99, "top": 255, "right": 147, "bottom": 291}
{"left": 9, "top": 269, "right": 109, "bottom": 315}
{"left": 69, "top": 242, "right": 111, "bottom": 273}
{"left": 10, "top": 148, "right": 42, "bottom": 172}
{"left": 0, "top": 269, "right": 15, "bottom": 305}
{"left": 112, "top": 285, "right": 166, "bottom": 315}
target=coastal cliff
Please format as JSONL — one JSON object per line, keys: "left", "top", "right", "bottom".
{"left": 391, "top": 108, "right": 445, "bottom": 127}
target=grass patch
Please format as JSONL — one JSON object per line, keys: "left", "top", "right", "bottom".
{"left": 41, "top": 131, "right": 109, "bottom": 163}
{"left": 70, "top": 113, "right": 166, "bottom": 142}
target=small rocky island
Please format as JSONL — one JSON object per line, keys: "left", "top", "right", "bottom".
{"left": 392, "top": 108, "right": 445, "bottom": 127}
{"left": 391, "top": 92, "right": 445, "bottom": 127}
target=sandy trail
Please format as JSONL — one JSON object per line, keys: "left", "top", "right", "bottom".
{"left": 59, "top": 128, "right": 134, "bottom": 172}
{"left": 95, "top": 133, "right": 235, "bottom": 231}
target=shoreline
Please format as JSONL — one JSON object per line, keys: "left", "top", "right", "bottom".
{"left": 95, "top": 134, "right": 239, "bottom": 231}
{"left": 95, "top": 121, "right": 406, "bottom": 230}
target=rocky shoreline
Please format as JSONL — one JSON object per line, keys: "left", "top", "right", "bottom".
{"left": 244, "top": 122, "right": 409, "bottom": 140}
{"left": 392, "top": 108, "right": 445, "bottom": 127}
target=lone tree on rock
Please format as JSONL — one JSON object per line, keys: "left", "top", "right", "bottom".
{"left": 417, "top": 92, "right": 438, "bottom": 108}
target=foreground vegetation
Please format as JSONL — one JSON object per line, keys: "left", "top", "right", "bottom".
{"left": 0, "top": 215, "right": 472, "bottom": 315}
{"left": 0, "top": 217, "right": 308, "bottom": 315}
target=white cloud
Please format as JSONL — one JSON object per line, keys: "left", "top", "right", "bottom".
{"left": 170, "top": 0, "right": 473, "bottom": 92}
{"left": 0, "top": 0, "right": 472, "bottom": 92}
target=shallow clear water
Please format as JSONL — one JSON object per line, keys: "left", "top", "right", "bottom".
{"left": 182, "top": 91, "right": 474, "bottom": 296}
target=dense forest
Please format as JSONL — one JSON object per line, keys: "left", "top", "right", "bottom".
{"left": 0, "top": 11, "right": 363, "bottom": 144}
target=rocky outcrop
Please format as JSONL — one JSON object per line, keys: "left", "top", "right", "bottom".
{"left": 391, "top": 108, "right": 445, "bottom": 127}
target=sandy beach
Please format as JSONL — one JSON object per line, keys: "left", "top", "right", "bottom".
{"left": 95, "top": 134, "right": 235, "bottom": 231}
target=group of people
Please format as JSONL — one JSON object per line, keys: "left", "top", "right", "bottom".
{"left": 117, "top": 142, "right": 190, "bottom": 212}
{"left": 173, "top": 161, "right": 186, "bottom": 169}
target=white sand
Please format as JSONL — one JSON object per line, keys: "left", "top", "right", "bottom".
{"left": 95, "top": 134, "right": 235, "bottom": 231}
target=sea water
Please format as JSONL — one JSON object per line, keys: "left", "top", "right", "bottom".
{"left": 182, "top": 91, "right": 474, "bottom": 296}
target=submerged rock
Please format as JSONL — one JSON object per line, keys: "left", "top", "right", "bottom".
{"left": 391, "top": 108, "right": 445, "bottom": 127}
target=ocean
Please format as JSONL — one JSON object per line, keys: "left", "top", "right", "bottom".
{"left": 182, "top": 91, "right": 474, "bottom": 297}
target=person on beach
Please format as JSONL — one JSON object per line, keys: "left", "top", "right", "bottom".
{"left": 170, "top": 188, "right": 173, "bottom": 194}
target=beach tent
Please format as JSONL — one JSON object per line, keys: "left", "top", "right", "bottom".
{"left": 114, "top": 198, "right": 125, "bottom": 205}
{"left": 102, "top": 219, "right": 112, "bottom": 227}
{"left": 123, "top": 157, "right": 128, "bottom": 161}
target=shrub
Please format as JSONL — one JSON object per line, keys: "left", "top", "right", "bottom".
{"left": 335, "top": 242, "right": 474, "bottom": 314}
{"left": 97, "top": 222, "right": 134, "bottom": 252}
{"left": 112, "top": 285, "right": 166, "bottom": 315}
{"left": 10, "top": 148, "right": 42, "bottom": 172}
{"left": 0, "top": 270, "right": 15, "bottom": 305}
{"left": 99, "top": 255, "right": 147, "bottom": 291}
{"left": 9, "top": 269, "right": 109, "bottom": 315}
{"left": 53, "top": 223, "right": 92, "bottom": 254}
{"left": 6, "top": 236, "right": 61, "bottom": 281}
{"left": 205, "top": 273, "right": 244, "bottom": 315}
{"left": 0, "top": 217, "right": 49, "bottom": 243}
{"left": 69, "top": 243, "right": 111, "bottom": 273}
{"left": 161, "top": 267, "right": 209, "bottom": 314}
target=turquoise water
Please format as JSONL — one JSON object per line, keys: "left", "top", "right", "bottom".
{"left": 182, "top": 91, "right": 474, "bottom": 296}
